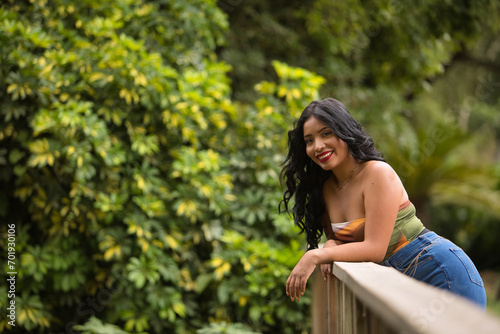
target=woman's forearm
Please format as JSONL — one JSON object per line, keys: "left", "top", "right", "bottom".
{"left": 309, "top": 241, "right": 386, "bottom": 264}
{"left": 286, "top": 240, "right": 385, "bottom": 301}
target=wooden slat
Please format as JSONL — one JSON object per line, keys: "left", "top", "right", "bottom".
{"left": 329, "top": 275, "right": 337, "bottom": 333}
{"left": 332, "top": 261, "right": 500, "bottom": 334}
{"left": 311, "top": 268, "right": 328, "bottom": 334}
{"left": 334, "top": 277, "right": 341, "bottom": 333}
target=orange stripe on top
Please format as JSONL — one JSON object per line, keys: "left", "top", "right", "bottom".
{"left": 398, "top": 199, "right": 411, "bottom": 210}
{"left": 331, "top": 218, "right": 365, "bottom": 242}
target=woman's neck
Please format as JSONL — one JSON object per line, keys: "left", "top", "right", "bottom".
{"left": 332, "top": 157, "right": 361, "bottom": 190}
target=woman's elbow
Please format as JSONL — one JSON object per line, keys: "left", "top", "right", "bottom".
{"left": 370, "top": 252, "right": 386, "bottom": 263}
{"left": 364, "top": 243, "right": 386, "bottom": 263}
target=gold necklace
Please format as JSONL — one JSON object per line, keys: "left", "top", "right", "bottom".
{"left": 337, "top": 160, "right": 361, "bottom": 191}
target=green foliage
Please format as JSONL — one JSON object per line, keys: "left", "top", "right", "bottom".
{"left": 208, "top": 230, "right": 308, "bottom": 332}
{"left": 1, "top": 0, "right": 500, "bottom": 333}
{"left": 222, "top": 0, "right": 499, "bottom": 100}
{"left": 197, "top": 321, "right": 262, "bottom": 334}
{"left": 0, "top": 0, "right": 228, "bottom": 332}
{"left": 0, "top": 0, "right": 323, "bottom": 331}
{"left": 73, "top": 316, "right": 147, "bottom": 334}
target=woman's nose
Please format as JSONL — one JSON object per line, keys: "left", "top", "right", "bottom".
{"left": 315, "top": 139, "right": 325, "bottom": 151}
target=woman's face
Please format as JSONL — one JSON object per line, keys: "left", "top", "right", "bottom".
{"left": 303, "top": 116, "right": 350, "bottom": 170}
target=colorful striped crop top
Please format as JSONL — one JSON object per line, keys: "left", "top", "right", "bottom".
{"left": 329, "top": 200, "right": 425, "bottom": 262}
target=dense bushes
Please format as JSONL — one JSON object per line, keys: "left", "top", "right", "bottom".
{"left": 0, "top": 1, "right": 325, "bottom": 332}
{"left": 1, "top": 1, "right": 499, "bottom": 333}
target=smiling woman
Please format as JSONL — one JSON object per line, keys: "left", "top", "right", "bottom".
{"left": 279, "top": 98, "right": 487, "bottom": 309}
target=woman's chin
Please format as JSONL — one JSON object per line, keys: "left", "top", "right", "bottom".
{"left": 319, "top": 163, "right": 332, "bottom": 171}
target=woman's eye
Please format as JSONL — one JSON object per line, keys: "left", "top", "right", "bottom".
{"left": 323, "top": 131, "right": 332, "bottom": 137}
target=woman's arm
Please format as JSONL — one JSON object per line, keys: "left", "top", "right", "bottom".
{"left": 286, "top": 162, "right": 404, "bottom": 301}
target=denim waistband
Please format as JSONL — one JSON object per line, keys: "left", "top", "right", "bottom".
{"left": 419, "top": 227, "right": 431, "bottom": 236}
{"left": 382, "top": 231, "right": 442, "bottom": 266}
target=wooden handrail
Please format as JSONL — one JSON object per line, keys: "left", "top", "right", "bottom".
{"left": 311, "top": 261, "right": 500, "bottom": 334}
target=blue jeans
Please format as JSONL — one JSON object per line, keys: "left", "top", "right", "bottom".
{"left": 381, "top": 231, "right": 487, "bottom": 309}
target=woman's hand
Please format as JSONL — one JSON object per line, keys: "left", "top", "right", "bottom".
{"left": 286, "top": 251, "right": 317, "bottom": 302}
{"left": 320, "top": 262, "right": 333, "bottom": 282}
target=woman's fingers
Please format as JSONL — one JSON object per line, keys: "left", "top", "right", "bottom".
{"left": 320, "top": 263, "right": 332, "bottom": 282}
{"left": 321, "top": 264, "right": 328, "bottom": 281}
{"left": 299, "top": 280, "right": 306, "bottom": 300}
{"left": 286, "top": 275, "right": 301, "bottom": 301}
{"left": 294, "top": 278, "right": 302, "bottom": 301}
{"left": 287, "top": 276, "right": 308, "bottom": 301}
{"left": 286, "top": 275, "right": 295, "bottom": 300}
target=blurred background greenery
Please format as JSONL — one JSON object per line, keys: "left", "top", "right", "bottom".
{"left": 0, "top": 0, "right": 499, "bottom": 333}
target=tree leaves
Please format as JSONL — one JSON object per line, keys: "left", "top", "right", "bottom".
{"left": 2, "top": 0, "right": 499, "bottom": 333}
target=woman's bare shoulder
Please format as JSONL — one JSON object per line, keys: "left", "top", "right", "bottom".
{"left": 360, "top": 160, "right": 404, "bottom": 188}
{"left": 362, "top": 160, "right": 398, "bottom": 177}
{"left": 362, "top": 160, "right": 407, "bottom": 200}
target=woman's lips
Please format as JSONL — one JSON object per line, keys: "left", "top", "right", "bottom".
{"left": 316, "top": 151, "right": 333, "bottom": 163}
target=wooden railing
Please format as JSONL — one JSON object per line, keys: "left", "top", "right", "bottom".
{"left": 311, "top": 261, "right": 500, "bottom": 334}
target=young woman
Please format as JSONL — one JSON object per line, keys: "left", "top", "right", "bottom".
{"left": 280, "top": 98, "right": 487, "bottom": 308}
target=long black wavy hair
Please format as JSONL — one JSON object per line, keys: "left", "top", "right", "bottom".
{"left": 279, "top": 98, "right": 385, "bottom": 250}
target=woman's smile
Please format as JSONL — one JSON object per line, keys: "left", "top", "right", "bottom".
{"left": 316, "top": 150, "right": 334, "bottom": 163}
